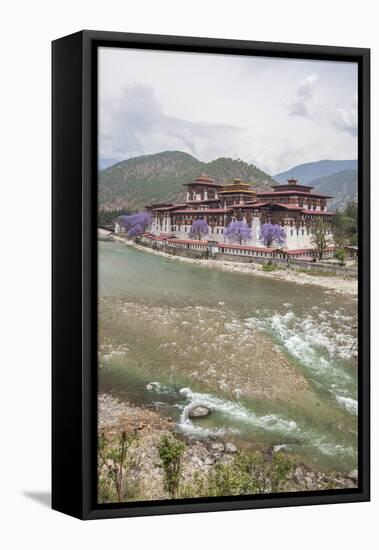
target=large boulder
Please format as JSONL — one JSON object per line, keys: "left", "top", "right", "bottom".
{"left": 225, "top": 442, "right": 237, "bottom": 454}
{"left": 188, "top": 405, "right": 211, "bottom": 418}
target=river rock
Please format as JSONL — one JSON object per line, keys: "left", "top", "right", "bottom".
{"left": 225, "top": 442, "right": 237, "bottom": 454}
{"left": 348, "top": 469, "right": 358, "bottom": 482}
{"left": 188, "top": 405, "right": 211, "bottom": 418}
{"left": 294, "top": 466, "right": 305, "bottom": 483}
{"left": 211, "top": 442, "right": 225, "bottom": 453}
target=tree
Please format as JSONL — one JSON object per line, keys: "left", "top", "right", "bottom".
{"left": 117, "top": 211, "right": 151, "bottom": 238}
{"left": 189, "top": 219, "right": 209, "bottom": 240}
{"left": 158, "top": 435, "right": 185, "bottom": 498}
{"left": 98, "top": 208, "right": 131, "bottom": 226}
{"left": 259, "top": 223, "right": 286, "bottom": 248}
{"left": 331, "top": 202, "right": 358, "bottom": 247}
{"left": 331, "top": 210, "right": 347, "bottom": 248}
{"left": 98, "top": 431, "right": 137, "bottom": 503}
{"left": 311, "top": 218, "right": 328, "bottom": 260}
{"left": 335, "top": 248, "right": 347, "bottom": 266}
{"left": 225, "top": 220, "right": 252, "bottom": 245}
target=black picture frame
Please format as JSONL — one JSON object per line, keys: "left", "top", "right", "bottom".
{"left": 52, "top": 30, "right": 370, "bottom": 520}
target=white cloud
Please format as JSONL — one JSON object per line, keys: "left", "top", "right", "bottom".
{"left": 100, "top": 84, "right": 244, "bottom": 160}
{"left": 287, "top": 73, "right": 357, "bottom": 139}
{"left": 99, "top": 48, "right": 358, "bottom": 173}
{"left": 330, "top": 95, "right": 358, "bottom": 137}
{"left": 287, "top": 74, "right": 318, "bottom": 117}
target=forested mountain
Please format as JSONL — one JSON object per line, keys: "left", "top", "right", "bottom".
{"left": 99, "top": 151, "right": 277, "bottom": 210}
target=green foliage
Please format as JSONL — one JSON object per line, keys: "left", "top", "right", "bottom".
{"left": 332, "top": 201, "right": 358, "bottom": 246}
{"left": 207, "top": 451, "right": 293, "bottom": 496}
{"left": 334, "top": 248, "right": 347, "bottom": 266}
{"left": 262, "top": 260, "right": 277, "bottom": 272}
{"left": 99, "top": 151, "right": 276, "bottom": 210}
{"left": 157, "top": 434, "right": 186, "bottom": 498}
{"left": 98, "top": 208, "right": 131, "bottom": 226}
{"left": 311, "top": 218, "right": 329, "bottom": 260}
{"left": 98, "top": 431, "right": 137, "bottom": 503}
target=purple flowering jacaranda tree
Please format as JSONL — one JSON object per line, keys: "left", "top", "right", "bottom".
{"left": 225, "top": 220, "right": 252, "bottom": 245}
{"left": 189, "top": 219, "right": 209, "bottom": 240}
{"left": 259, "top": 223, "right": 286, "bottom": 248}
{"left": 117, "top": 211, "right": 151, "bottom": 238}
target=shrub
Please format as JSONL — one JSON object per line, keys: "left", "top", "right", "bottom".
{"left": 262, "top": 260, "right": 277, "bottom": 272}
{"left": 98, "top": 431, "right": 137, "bottom": 503}
{"left": 207, "top": 451, "right": 293, "bottom": 496}
{"left": 334, "top": 248, "right": 347, "bottom": 266}
{"left": 158, "top": 435, "right": 186, "bottom": 498}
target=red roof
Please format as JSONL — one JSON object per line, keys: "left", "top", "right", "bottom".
{"left": 183, "top": 181, "right": 222, "bottom": 188}
{"left": 171, "top": 208, "right": 231, "bottom": 214}
{"left": 272, "top": 203, "right": 304, "bottom": 210}
{"left": 256, "top": 190, "right": 332, "bottom": 198}
{"left": 150, "top": 204, "right": 186, "bottom": 211}
{"left": 271, "top": 183, "right": 314, "bottom": 191}
{"left": 286, "top": 246, "right": 336, "bottom": 255}
{"left": 186, "top": 199, "right": 219, "bottom": 204}
{"left": 232, "top": 202, "right": 269, "bottom": 209}
{"left": 302, "top": 210, "right": 335, "bottom": 216}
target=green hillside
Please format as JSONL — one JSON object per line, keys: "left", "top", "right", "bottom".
{"left": 98, "top": 151, "right": 277, "bottom": 211}
{"left": 310, "top": 169, "right": 358, "bottom": 211}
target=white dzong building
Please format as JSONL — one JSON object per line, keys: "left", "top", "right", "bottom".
{"left": 144, "top": 174, "right": 335, "bottom": 255}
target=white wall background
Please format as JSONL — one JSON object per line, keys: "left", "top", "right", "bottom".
{"left": 1, "top": 1, "right": 376, "bottom": 548}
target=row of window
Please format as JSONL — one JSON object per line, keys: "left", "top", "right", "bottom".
{"left": 171, "top": 226, "right": 225, "bottom": 234}
{"left": 168, "top": 241, "right": 206, "bottom": 249}
{"left": 290, "top": 229, "right": 309, "bottom": 236}
{"left": 224, "top": 248, "right": 270, "bottom": 257}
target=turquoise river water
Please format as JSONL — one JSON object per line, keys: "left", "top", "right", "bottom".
{"left": 98, "top": 240, "right": 358, "bottom": 473}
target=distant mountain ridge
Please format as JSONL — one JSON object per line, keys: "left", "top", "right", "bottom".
{"left": 99, "top": 152, "right": 358, "bottom": 213}
{"left": 309, "top": 169, "right": 358, "bottom": 211}
{"left": 99, "top": 151, "right": 277, "bottom": 211}
{"left": 274, "top": 159, "right": 357, "bottom": 185}
{"left": 99, "top": 158, "right": 120, "bottom": 170}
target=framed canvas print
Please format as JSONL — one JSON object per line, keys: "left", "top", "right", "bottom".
{"left": 52, "top": 30, "right": 370, "bottom": 520}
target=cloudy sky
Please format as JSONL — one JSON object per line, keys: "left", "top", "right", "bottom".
{"left": 99, "top": 47, "right": 357, "bottom": 175}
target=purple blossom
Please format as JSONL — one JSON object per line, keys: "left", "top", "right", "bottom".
{"left": 189, "top": 219, "right": 209, "bottom": 240}
{"left": 127, "top": 224, "right": 144, "bottom": 238}
{"left": 117, "top": 211, "right": 151, "bottom": 238}
{"left": 259, "top": 223, "right": 286, "bottom": 247}
{"left": 225, "top": 221, "right": 252, "bottom": 245}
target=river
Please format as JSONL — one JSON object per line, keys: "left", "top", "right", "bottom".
{"left": 98, "top": 240, "right": 358, "bottom": 473}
